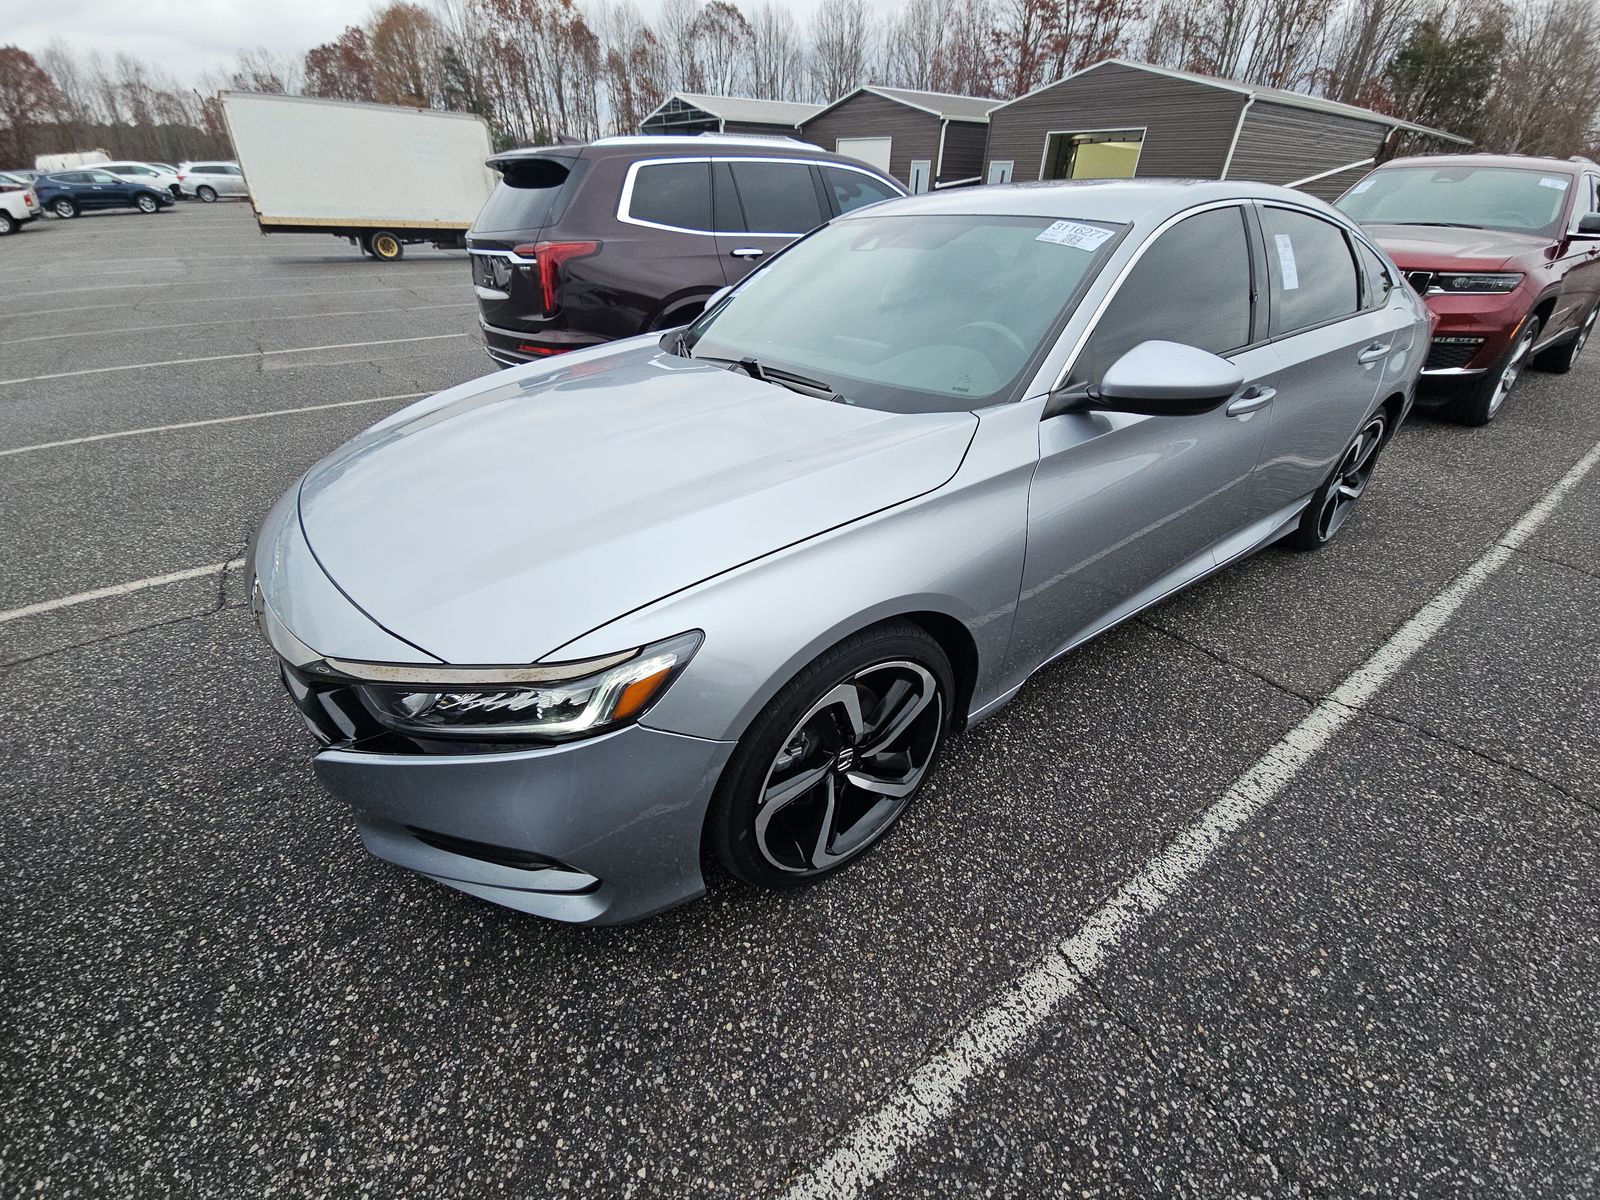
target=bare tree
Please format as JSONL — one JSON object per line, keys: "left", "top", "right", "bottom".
{"left": 810, "top": 0, "right": 875, "bottom": 102}
{"left": 659, "top": 0, "right": 705, "bottom": 91}
{"left": 696, "top": 1, "right": 754, "bottom": 95}
{"left": 750, "top": 2, "right": 806, "bottom": 99}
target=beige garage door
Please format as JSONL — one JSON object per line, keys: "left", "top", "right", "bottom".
{"left": 836, "top": 137, "right": 893, "bottom": 175}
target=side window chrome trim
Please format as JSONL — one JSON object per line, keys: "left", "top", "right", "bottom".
{"left": 1048, "top": 198, "right": 1252, "bottom": 392}
{"left": 616, "top": 156, "right": 903, "bottom": 237}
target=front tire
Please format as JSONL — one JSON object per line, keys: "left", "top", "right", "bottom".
{"left": 1532, "top": 304, "right": 1597, "bottom": 375}
{"left": 197, "top": 185, "right": 217, "bottom": 203}
{"left": 1447, "top": 317, "right": 1539, "bottom": 425}
{"left": 365, "top": 230, "right": 404, "bottom": 261}
{"left": 51, "top": 198, "right": 77, "bottom": 219}
{"left": 708, "top": 621, "right": 954, "bottom": 890}
{"left": 135, "top": 194, "right": 159, "bottom": 214}
{"left": 1285, "top": 410, "right": 1388, "bottom": 551}
{"left": 0, "top": 212, "right": 13, "bottom": 235}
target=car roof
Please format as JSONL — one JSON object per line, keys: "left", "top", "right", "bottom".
{"left": 841, "top": 177, "right": 1345, "bottom": 227}
{"left": 489, "top": 134, "right": 836, "bottom": 168}
{"left": 1377, "top": 153, "right": 1589, "bottom": 175}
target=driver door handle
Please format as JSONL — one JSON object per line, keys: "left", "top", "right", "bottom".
{"left": 1225, "top": 386, "right": 1276, "bottom": 416}
{"left": 1357, "top": 341, "right": 1392, "bottom": 364}
{"left": 729, "top": 247, "right": 764, "bottom": 259}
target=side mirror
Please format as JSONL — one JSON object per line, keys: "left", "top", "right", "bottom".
{"left": 1084, "top": 340, "right": 1245, "bottom": 416}
{"left": 1574, "top": 213, "right": 1600, "bottom": 238}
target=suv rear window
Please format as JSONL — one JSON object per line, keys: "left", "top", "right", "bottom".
{"left": 474, "top": 156, "right": 575, "bottom": 235}
{"left": 628, "top": 161, "right": 712, "bottom": 231}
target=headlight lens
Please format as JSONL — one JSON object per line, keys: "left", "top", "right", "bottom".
{"left": 1432, "top": 272, "right": 1523, "bottom": 294}
{"left": 359, "top": 631, "right": 701, "bottom": 741}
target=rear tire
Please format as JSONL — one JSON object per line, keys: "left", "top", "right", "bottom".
{"left": 365, "top": 230, "right": 404, "bottom": 261}
{"left": 1446, "top": 317, "right": 1539, "bottom": 425}
{"left": 197, "top": 185, "right": 217, "bottom": 203}
{"left": 0, "top": 212, "right": 13, "bottom": 235}
{"left": 51, "top": 198, "right": 77, "bottom": 219}
{"left": 135, "top": 194, "right": 159, "bottom": 214}
{"left": 708, "top": 621, "right": 954, "bottom": 891}
{"left": 1285, "top": 410, "right": 1388, "bottom": 551}
{"left": 1531, "top": 304, "right": 1596, "bottom": 374}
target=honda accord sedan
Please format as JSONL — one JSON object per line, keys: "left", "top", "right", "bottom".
{"left": 251, "top": 180, "right": 1427, "bottom": 924}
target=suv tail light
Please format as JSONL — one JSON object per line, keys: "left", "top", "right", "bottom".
{"left": 511, "top": 240, "right": 600, "bottom": 315}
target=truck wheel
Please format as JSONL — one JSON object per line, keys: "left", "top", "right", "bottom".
{"left": 197, "top": 186, "right": 218, "bottom": 203}
{"left": 366, "top": 231, "right": 404, "bottom": 262}
{"left": 0, "top": 212, "right": 13, "bottom": 235}
{"left": 52, "top": 198, "right": 78, "bottom": 219}
{"left": 135, "top": 194, "right": 159, "bottom": 214}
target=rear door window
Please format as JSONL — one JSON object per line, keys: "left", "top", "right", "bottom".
{"left": 729, "top": 161, "right": 826, "bottom": 235}
{"left": 822, "top": 166, "right": 901, "bottom": 215}
{"left": 626, "top": 161, "right": 712, "bottom": 232}
{"left": 473, "top": 156, "right": 575, "bottom": 236}
{"left": 1261, "top": 207, "right": 1363, "bottom": 334}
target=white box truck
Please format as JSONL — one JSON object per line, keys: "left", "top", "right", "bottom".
{"left": 35, "top": 150, "right": 110, "bottom": 172}
{"left": 220, "top": 92, "right": 496, "bottom": 261}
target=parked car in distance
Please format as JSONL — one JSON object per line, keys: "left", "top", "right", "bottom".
{"left": 466, "top": 134, "right": 906, "bottom": 366}
{"left": 1338, "top": 153, "right": 1600, "bottom": 424}
{"left": 33, "top": 169, "right": 176, "bottom": 218}
{"left": 0, "top": 174, "right": 41, "bottom": 233}
{"left": 100, "top": 160, "right": 183, "bottom": 199}
{"left": 178, "top": 160, "right": 247, "bottom": 202}
{"left": 252, "top": 179, "right": 1426, "bottom": 924}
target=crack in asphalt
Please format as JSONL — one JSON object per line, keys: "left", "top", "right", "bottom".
{"left": 1137, "top": 615, "right": 1318, "bottom": 705}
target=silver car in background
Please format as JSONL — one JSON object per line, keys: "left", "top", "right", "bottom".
{"left": 178, "top": 160, "right": 247, "bottom": 202}
{"left": 251, "top": 180, "right": 1427, "bottom": 924}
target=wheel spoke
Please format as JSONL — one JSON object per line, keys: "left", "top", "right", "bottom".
{"left": 761, "top": 762, "right": 830, "bottom": 814}
{"left": 807, "top": 776, "right": 838, "bottom": 868}
{"left": 1337, "top": 482, "right": 1362, "bottom": 501}
{"left": 816, "top": 683, "right": 865, "bottom": 739}
{"left": 847, "top": 762, "right": 922, "bottom": 799}
{"left": 860, "top": 682, "right": 934, "bottom": 758}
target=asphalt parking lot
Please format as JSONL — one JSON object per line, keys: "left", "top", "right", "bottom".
{"left": 3, "top": 202, "right": 1598, "bottom": 1197}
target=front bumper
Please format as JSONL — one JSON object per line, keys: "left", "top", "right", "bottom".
{"left": 1417, "top": 288, "right": 1529, "bottom": 378}
{"left": 316, "top": 723, "right": 733, "bottom": 924}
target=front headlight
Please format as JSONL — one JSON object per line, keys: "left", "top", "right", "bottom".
{"left": 357, "top": 631, "right": 702, "bottom": 741}
{"left": 1431, "top": 272, "right": 1523, "bottom": 294}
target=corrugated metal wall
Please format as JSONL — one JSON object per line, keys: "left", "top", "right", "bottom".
{"left": 719, "top": 119, "right": 807, "bottom": 138}
{"left": 939, "top": 121, "right": 990, "bottom": 180}
{"left": 800, "top": 93, "right": 941, "bottom": 185}
{"left": 1226, "top": 102, "right": 1389, "bottom": 199}
{"left": 984, "top": 63, "right": 1245, "bottom": 181}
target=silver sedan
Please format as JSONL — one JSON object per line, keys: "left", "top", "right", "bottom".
{"left": 251, "top": 179, "right": 1427, "bottom": 923}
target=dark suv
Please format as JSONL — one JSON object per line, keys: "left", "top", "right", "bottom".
{"left": 466, "top": 135, "right": 905, "bottom": 366}
{"left": 1337, "top": 154, "right": 1600, "bottom": 424}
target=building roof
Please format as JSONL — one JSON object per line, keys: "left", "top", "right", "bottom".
{"left": 998, "top": 59, "right": 1470, "bottom": 145}
{"left": 646, "top": 92, "right": 825, "bottom": 128}
{"left": 804, "top": 85, "right": 1005, "bottom": 126}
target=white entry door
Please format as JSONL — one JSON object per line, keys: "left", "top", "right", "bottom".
{"left": 836, "top": 137, "right": 892, "bottom": 175}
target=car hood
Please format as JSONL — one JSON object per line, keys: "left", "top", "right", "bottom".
{"left": 297, "top": 345, "right": 978, "bottom": 664}
{"left": 1364, "top": 223, "right": 1551, "bottom": 270}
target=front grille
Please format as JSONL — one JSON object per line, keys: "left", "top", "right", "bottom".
{"left": 1424, "top": 338, "right": 1484, "bottom": 370}
{"left": 1405, "top": 270, "right": 1435, "bottom": 295}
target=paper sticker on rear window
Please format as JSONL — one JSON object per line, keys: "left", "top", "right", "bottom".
{"left": 1539, "top": 176, "right": 1570, "bottom": 190}
{"left": 1035, "top": 220, "right": 1113, "bottom": 251}
{"left": 1274, "top": 233, "right": 1300, "bottom": 291}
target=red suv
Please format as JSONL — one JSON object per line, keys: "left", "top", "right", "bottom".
{"left": 1338, "top": 154, "right": 1600, "bottom": 424}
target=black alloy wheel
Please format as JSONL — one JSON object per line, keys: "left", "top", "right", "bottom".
{"left": 1287, "top": 411, "right": 1387, "bottom": 550}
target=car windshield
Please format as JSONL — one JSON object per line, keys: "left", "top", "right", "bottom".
{"left": 684, "top": 212, "right": 1124, "bottom": 413}
{"left": 1337, "top": 165, "right": 1573, "bottom": 237}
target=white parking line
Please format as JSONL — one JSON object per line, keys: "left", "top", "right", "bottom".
{"left": 0, "top": 559, "right": 246, "bottom": 625}
{"left": 8, "top": 266, "right": 467, "bottom": 299}
{"left": 0, "top": 333, "right": 470, "bottom": 387}
{"left": 0, "top": 303, "right": 475, "bottom": 347}
{"left": 14, "top": 283, "right": 473, "bottom": 320}
{"left": 0, "top": 391, "right": 428, "bottom": 458}
{"left": 781, "top": 439, "right": 1600, "bottom": 1200}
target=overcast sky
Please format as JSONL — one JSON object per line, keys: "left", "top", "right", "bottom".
{"left": 4, "top": 0, "right": 835, "bottom": 88}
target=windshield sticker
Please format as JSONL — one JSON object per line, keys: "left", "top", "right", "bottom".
{"left": 1540, "top": 176, "right": 1570, "bottom": 190}
{"left": 1035, "top": 220, "right": 1114, "bottom": 251}
{"left": 1274, "top": 233, "right": 1300, "bottom": 291}
{"left": 1349, "top": 178, "right": 1375, "bottom": 194}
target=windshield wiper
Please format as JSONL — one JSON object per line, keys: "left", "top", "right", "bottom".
{"left": 1388, "top": 221, "right": 1487, "bottom": 229}
{"left": 694, "top": 354, "right": 843, "bottom": 401}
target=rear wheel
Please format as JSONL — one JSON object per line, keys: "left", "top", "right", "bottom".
{"left": 1285, "top": 410, "right": 1388, "bottom": 551}
{"left": 135, "top": 193, "right": 159, "bottom": 214}
{"left": 197, "top": 185, "right": 217, "bottom": 203}
{"left": 51, "top": 198, "right": 77, "bottom": 219}
{"left": 708, "top": 621, "right": 953, "bottom": 890}
{"left": 0, "top": 212, "right": 13, "bottom": 235}
{"left": 365, "top": 231, "right": 404, "bottom": 262}
{"left": 1532, "top": 304, "right": 1597, "bottom": 374}
{"left": 1447, "top": 317, "right": 1539, "bottom": 425}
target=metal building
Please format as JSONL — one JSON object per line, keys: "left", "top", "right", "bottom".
{"left": 798, "top": 86, "right": 1004, "bottom": 191}
{"left": 640, "top": 93, "right": 824, "bottom": 138}
{"left": 983, "top": 59, "right": 1468, "bottom": 199}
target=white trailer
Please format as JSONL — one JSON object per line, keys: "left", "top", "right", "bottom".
{"left": 35, "top": 149, "right": 110, "bottom": 172}
{"left": 220, "top": 92, "right": 496, "bottom": 261}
